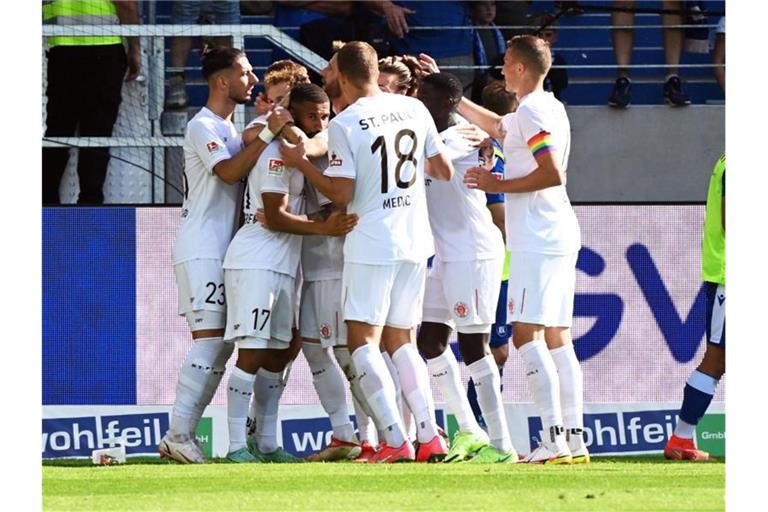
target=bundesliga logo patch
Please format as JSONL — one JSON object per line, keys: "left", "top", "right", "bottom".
{"left": 329, "top": 152, "right": 343, "bottom": 167}
{"left": 508, "top": 299, "right": 515, "bottom": 315}
{"left": 320, "top": 323, "right": 332, "bottom": 340}
{"left": 268, "top": 158, "right": 285, "bottom": 176}
{"left": 454, "top": 302, "right": 469, "bottom": 318}
{"left": 206, "top": 141, "right": 220, "bottom": 152}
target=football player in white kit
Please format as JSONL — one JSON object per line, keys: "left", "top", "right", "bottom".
{"left": 280, "top": 41, "right": 454, "bottom": 463}
{"left": 159, "top": 47, "right": 292, "bottom": 464}
{"left": 460, "top": 35, "right": 587, "bottom": 464}
{"left": 415, "top": 72, "right": 517, "bottom": 464}
{"left": 222, "top": 83, "right": 358, "bottom": 463}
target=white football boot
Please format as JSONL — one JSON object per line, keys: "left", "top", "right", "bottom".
{"left": 567, "top": 428, "right": 591, "bottom": 464}
{"left": 159, "top": 433, "right": 205, "bottom": 464}
{"left": 523, "top": 426, "right": 573, "bottom": 465}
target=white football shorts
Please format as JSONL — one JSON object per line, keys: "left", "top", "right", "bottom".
{"left": 342, "top": 261, "right": 426, "bottom": 329}
{"left": 422, "top": 257, "right": 503, "bottom": 334}
{"left": 223, "top": 268, "right": 295, "bottom": 349}
{"left": 174, "top": 258, "right": 227, "bottom": 330}
{"left": 300, "top": 278, "right": 346, "bottom": 348}
{"left": 507, "top": 251, "right": 578, "bottom": 328}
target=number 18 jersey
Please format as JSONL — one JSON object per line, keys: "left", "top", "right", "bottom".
{"left": 324, "top": 93, "right": 445, "bottom": 264}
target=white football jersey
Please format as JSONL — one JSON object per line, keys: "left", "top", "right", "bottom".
{"left": 223, "top": 142, "right": 305, "bottom": 276}
{"left": 425, "top": 123, "right": 504, "bottom": 262}
{"left": 501, "top": 90, "right": 581, "bottom": 255}
{"left": 173, "top": 107, "right": 243, "bottom": 265}
{"left": 324, "top": 93, "right": 445, "bottom": 263}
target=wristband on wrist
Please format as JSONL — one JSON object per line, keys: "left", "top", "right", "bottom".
{"left": 258, "top": 128, "right": 275, "bottom": 144}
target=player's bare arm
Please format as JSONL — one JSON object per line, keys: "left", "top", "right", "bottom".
{"left": 214, "top": 108, "right": 293, "bottom": 184}
{"left": 261, "top": 192, "right": 358, "bottom": 236}
{"left": 279, "top": 139, "right": 355, "bottom": 206}
{"left": 456, "top": 97, "right": 506, "bottom": 141}
{"left": 425, "top": 152, "right": 454, "bottom": 181}
{"left": 243, "top": 118, "right": 327, "bottom": 158}
{"left": 464, "top": 150, "right": 564, "bottom": 194}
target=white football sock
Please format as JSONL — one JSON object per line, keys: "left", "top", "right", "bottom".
{"left": 189, "top": 338, "right": 233, "bottom": 436}
{"left": 518, "top": 340, "right": 563, "bottom": 432}
{"left": 468, "top": 355, "right": 513, "bottom": 452}
{"left": 303, "top": 343, "right": 356, "bottom": 442}
{"left": 246, "top": 358, "right": 292, "bottom": 440}
{"left": 426, "top": 348, "right": 483, "bottom": 436}
{"left": 226, "top": 366, "right": 256, "bottom": 452}
{"left": 253, "top": 367, "right": 283, "bottom": 454}
{"left": 352, "top": 344, "right": 406, "bottom": 447}
{"left": 382, "top": 350, "right": 410, "bottom": 441}
{"left": 549, "top": 344, "right": 584, "bottom": 430}
{"left": 391, "top": 344, "right": 439, "bottom": 443}
{"left": 170, "top": 337, "right": 230, "bottom": 441}
{"left": 334, "top": 347, "right": 376, "bottom": 444}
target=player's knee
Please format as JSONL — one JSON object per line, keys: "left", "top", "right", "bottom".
{"left": 699, "top": 343, "right": 725, "bottom": 378}
{"left": 235, "top": 349, "right": 261, "bottom": 374}
{"left": 457, "top": 332, "right": 489, "bottom": 365}
{"left": 491, "top": 343, "right": 509, "bottom": 366}
{"left": 416, "top": 322, "right": 450, "bottom": 359}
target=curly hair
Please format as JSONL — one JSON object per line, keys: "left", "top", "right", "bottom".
{"left": 378, "top": 55, "right": 424, "bottom": 97}
{"left": 263, "top": 59, "right": 311, "bottom": 88}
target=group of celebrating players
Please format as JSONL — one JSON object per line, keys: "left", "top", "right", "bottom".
{"left": 158, "top": 34, "right": 590, "bottom": 465}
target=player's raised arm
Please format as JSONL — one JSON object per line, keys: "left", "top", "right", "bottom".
{"left": 456, "top": 97, "right": 506, "bottom": 141}
{"left": 213, "top": 107, "right": 293, "bottom": 184}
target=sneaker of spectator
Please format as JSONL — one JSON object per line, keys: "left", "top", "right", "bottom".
{"left": 608, "top": 77, "right": 632, "bottom": 109}
{"left": 166, "top": 75, "right": 188, "bottom": 109}
{"left": 663, "top": 75, "right": 691, "bottom": 106}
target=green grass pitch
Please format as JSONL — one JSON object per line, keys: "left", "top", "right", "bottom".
{"left": 43, "top": 456, "right": 724, "bottom": 511}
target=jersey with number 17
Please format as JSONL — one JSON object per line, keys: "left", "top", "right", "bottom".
{"left": 324, "top": 93, "right": 446, "bottom": 264}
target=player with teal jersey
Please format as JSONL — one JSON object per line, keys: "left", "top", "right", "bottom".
{"left": 664, "top": 153, "right": 725, "bottom": 461}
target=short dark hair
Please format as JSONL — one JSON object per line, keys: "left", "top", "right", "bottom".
{"left": 201, "top": 46, "right": 246, "bottom": 80}
{"left": 506, "top": 35, "right": 552, "bottom": 76}
{"left": 288, "top": 83, "right": 330, "bottom": 109}
{"left": 337, "top": 41, "right": 379, "bottom": 87}
{"left": 421, "top": 72, "right": 463, "bottom": 105}
{"left": 481, "top": 80, "right": 518, "bottom": 116}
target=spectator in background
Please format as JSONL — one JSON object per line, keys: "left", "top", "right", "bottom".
{"left": 469, "top": 1, "right": 506, "bottom": 103}
{"left": 528, "top": 12, "right": 568, "bottom": 101}
{"left": 711, "top": 17, "right": 724, "bottom": 92}
{"left": 494, "top": 1, "right": 532, "bottom": 41}
{"left": 43, "top": 0, "right": 141, "bottom": 205}
{"left": 608, "top": 0, "right": 691, "bottom": 108}
{"left": 367, "top": 1, "right": 475, "bottom": 93}
{"left": 377, "top": 55, "right": 422, "bottom": 96}
{"left": 272, "top": 1, "right": 356, "bottom": 61}
{"left": 166, "top": 1, "right": 241, "bottom": 109}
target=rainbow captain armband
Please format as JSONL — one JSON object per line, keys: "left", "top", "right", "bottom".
{"left": 527, "top": 131, "right": 556, "bottom": 158}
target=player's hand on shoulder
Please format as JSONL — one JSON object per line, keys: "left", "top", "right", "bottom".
{"left": 323, "top": 210, "right": 358, "bottom": 237}
{"left": 279, "top": 139, "right": 308, "bottom": 168}
{"left": 267, "top": 106, "right": 294, "bottom": 136}
{"left": 456, "top": 125, "right": 490, "bottom": 147}
{"left": 464, "top": 166, "right": 501, "bottom": 193}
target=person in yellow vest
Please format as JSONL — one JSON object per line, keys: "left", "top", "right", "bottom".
{"left": 43, "top": 0, "right": 141, "bottom": 204}
{"left": 664, "top": 153, "right": 726, "bottom": 461}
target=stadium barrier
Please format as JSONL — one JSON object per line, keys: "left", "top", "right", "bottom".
{"left": 41, "top": 204, "right": 725, "bottom": 459}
